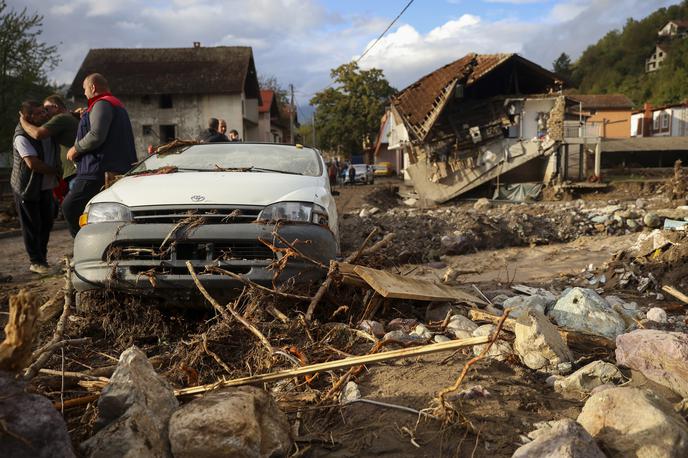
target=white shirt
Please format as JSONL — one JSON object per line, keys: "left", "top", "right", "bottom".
{"left": 14, "top": 136, "right": 58, "bottom": 190}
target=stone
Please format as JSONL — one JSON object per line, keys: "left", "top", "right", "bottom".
{"left": 445, "top": 314, "right": 478, "bottom": 333}
{"left": 514, "top": 310, "right": 573, "bottom": 372}
{"left": 548, "top": 287, "right": 626, "bottom": 340}
{"left": 471, "top": 324, "right": 513, "bottom": 361}
{"left": 386, "top": 318, "right": 418, "bottom": 332}
{"left": 636, "top": 198, "right": 647, "bottom": 209}
{"left": 434, "top": 335, "right": 451, "bottom": 343}
{"left": 340, "top": 381, "right": 361, "bottom": 404}
{"left": 643, "top": 212, "right": 661, "bottom": 228}
{"left": 368, "top": 207, "right": 380, "bottom": 215}
{"left": 425, "top": 302, "right": 463, "bottom": 323}
{"left": 578, "top": 387, "right": 688, "bottom": 457}
{"left": 626, "top": 219, "right": 638, "bottom": 230}
{"left": 382, "top": 330, "right": 426, "bottom": 344}
{"left": 169, "top": 386, "right": 291, "bottom": 458}
{"left": 474, "top": 197, "right": 492, "bottom": 211}
{"left": 358, "top": 320, "right": 385, "bottom": 338}
{"left": 410, "top": 324, "right": 433, "bottom": 339}
{"left": 646, "top": 307, "right": 668, "bottom": 323}
{"left": 403, "top": 198, "right": 417, "bottom": 207}
{"left": 0, "top": 371, "right": 75, "bottom": 458}
{"left": 554, "top": 360, "right": 625, "bottom": 394}
{"left": 513, "top": 418, "right": 605, "bottom": 458}
{"left": 359, "top": 208, "right": 370, "bottom": 218}
{"left": 615, "top": 329, "right": 688, "bottom": 398}
{"left": 605, "top": 295, "right": 640, "bottom": 327}
{"left": 82, "top": 346, "right": 178, "bottom": 458}
{"left": 502, "top": 295, "right": 551, "bottom": 319}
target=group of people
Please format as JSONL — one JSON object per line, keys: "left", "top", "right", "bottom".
{"left": 327, "top": 160, "right": 357, "bottom": 187}
{"left": 11, "top": 73, "right": 137, "bottom": 274}
{"left": 198, "top": 117, "right": 241, "bottom": 143}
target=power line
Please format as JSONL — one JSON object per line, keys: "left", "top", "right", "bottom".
{"left": 356, "top": 0, "right": 416, "bottom": 63}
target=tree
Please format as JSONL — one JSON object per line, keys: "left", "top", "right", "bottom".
{"left": 258, "top": 74, "right": 289, "bottom": 105}
{"left": 0, "top": 0, "right": 60, "bottom": 151}
{"left": 310, "top": 62, "right": 395, "bottom": 157}
{"left": 552, "top": 52, "right": 573, "bottom": 82}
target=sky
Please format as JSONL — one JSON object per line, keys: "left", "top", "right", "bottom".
{"left": 9, "top": 0, "right": 678, "bottom": 109}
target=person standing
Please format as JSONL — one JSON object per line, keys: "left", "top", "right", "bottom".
{"left": 198, "top": 118, "right": 228, "bottom": 142}
{"left": 11, "top": 101, "right": 61, "bottom": 273}
{"left": 62, "top": 73, "right": 137, "bottom": 237}
{"left": 218, "top": 119, "right": 227, "bottom": 136}
{"left": 19, "top": 94, "right": 79, "bottom": 194}
{"left": 228, "top": 129, "right": 241, "bottom": 142}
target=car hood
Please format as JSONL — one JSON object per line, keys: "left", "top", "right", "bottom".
{"left": 91, "top": 172, "right": 329, "bottom": 208}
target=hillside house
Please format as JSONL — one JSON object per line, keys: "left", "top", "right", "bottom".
{"left": 646, "top": 44, "right": 670, "bottom": 72}
{"left": 258, "top": 90, "right": 286, "bottom": 143}
{"left": 658, "top": 19, "right": 688, "bottom": 38}
{"left": 68, "top": 44, "right": 262, "bottom": 157}
{"left": 567, "top": 94, "right": 633, "bottom": 138}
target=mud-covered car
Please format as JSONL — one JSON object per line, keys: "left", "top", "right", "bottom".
{"left": 72, "top": 143, "right": 339, "bottom": 294}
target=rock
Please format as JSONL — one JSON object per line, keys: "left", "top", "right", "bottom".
{"left": 410, "top": 324, "right": 433, "bottom": 339}
{"left": 368, "top": 207, "right": 380, "bottom": 215}
{"left": 636, "top": 198, "right": 647, "bottom": 209}
{"left": 471, "top": 324, "right": 513, "bottom": 361}
{"left": 549, "top": 287, "right": 626, "bottom": 340}
{"left": 358, "top": 320, "right": 385, "bottom": 338}
{"left": 425, "top": 302, "right": 463, "bottom": 322}
{"left": 643, "top": 212, "right": 661, "bottom": 228}
{"left": 0, "top": 371, "right": 75, "bottom": 458}
{"left": 434, "top": 335, "right": 451, "bottom": 343}
{"left": 554, "top": 360, "right": 625, "bottom": 394}
{"left": 82, "top": 346, "right": 178, "bottom": 458}
{"left": 616, "top": 329, "right": 688, "bottom": 398}
{"left": 446, "top": 314, "right": 478, "bottom": 333}
{"left": 382, "top": 330, "right": 426, "bottom": 344}
{"left": 169, "top": 386, "right": 291, "bottom": 458}
{"left": 590, "top": 215, "right": 608, "bottom": 224}
{"left": 647, "top": 307, "right": 668, "bottom": 323}
{"left": 514, "top": 310, "right": 573, "bottom": 372}
{"left": 474, "top": 198, "right": 492, "bottom": 211}
{"left": 359, "top": 208, "right": 370, "bottom": 218}
{"left": 386, "top": 318, "right": 418, "bottom": 332}
{"left": 513, "top": 418, "right": 605, "bottom": 458}
{"left": 605, "top": 295, "right": 640, "bottom": 327}
{"left": 340, "top": 381, "right": 361, "bottom": 404}
{"left": 403, "top": 198, "right": 417, "bottom": 207}
{"left": 578, "top": 387, "right": 688, "bottom": 457}
{"left": 502, "top": 294, "right": 551, "bottom": 319}
{"left": 627, "top": 219, "right": 639, "bottom": 230}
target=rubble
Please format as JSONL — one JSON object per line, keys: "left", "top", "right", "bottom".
{"left": 646, "top": 306, "right": 668, "bottom": 323}
{"left": 513, "top": 418, "right": 605, "bottom": 458}
{"left": 553, "top": 360, "right": 625, "bottom": 394}
{"left": 471, "top": 324, "right": 514, "bottom": 361}
{"left": 577, "top": 387, "right": 688, "bottom": 457}
{"left": 615, "top": 329, "right": 688, "bottom": 398}
{"left": 549, "top": 288, "right": 627, "bottom": 340}
{"left": 513, "top": 310, "right": 573, "bottom": 372}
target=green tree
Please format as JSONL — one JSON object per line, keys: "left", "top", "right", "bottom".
{"left": 310, "top": 62, "right": 395, "bottom": 157}
{"left": 552, "top": 52, "right": 573, "bottom": 82}
{"left": 0, "top": 0, "right": 60, "bottom": 152}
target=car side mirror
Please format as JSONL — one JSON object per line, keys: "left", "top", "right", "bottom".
{"left": 331, "top": 190, "right": 340, "bottom": 196}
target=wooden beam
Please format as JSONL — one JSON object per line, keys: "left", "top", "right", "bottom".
{"left": 662, "top": 285, "right": 688, "bottom": 305}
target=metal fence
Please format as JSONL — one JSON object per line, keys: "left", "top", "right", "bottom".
{"left": 563, "top": 121, "right": 603, "bottom": 139}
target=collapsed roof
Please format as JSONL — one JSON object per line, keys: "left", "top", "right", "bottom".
{"left": 392, "top": 53, "right": 561, "bottom": 142}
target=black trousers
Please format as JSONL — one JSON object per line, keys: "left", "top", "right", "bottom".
{"left": 14, "top": 190, "right": 55, "bottom": 265}
{"left": 62, "top": 178, "right": 104, "bottom": 237}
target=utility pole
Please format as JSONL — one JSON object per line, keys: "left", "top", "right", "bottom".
{"left": 289, "top": 84, "right": 295, "bottom": 144}
{"left": 312, "top": 111, "right": 316, "bottom": 147}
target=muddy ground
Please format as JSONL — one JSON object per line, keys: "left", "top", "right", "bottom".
{"left": 1, "top": 177, "right": 687, "bottom": 457}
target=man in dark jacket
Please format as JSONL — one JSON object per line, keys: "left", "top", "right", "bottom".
{"left": 11, "top": 101, "right": 61, "bottom": 273}
{"left": 198, "top": 118, "right": 229, "bottom": 143}
{"left": 62, "top": 73, "right": 138, "bottom": 237}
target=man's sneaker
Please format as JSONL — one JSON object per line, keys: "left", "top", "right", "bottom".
{"left": 29, "top": 263, "right": 49, "bottom": 274}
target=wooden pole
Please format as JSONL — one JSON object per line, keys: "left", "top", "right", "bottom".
{"left": 175, "top": 335, "right": 489, "bottom": 396}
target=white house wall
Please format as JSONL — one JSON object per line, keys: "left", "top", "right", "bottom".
{"left": 630, "top": 113, "right": 643, "bottom": 136}
{"left": 521, "top": 99, "right": 556, "bottom": 139}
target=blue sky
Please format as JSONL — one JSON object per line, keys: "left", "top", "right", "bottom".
{"left": 9, "top": 0, "right": 677, "bottom": 107}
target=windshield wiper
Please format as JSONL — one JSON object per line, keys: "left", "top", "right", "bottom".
{"left": 248, "top": 167, "right": 303, "bottom": 175}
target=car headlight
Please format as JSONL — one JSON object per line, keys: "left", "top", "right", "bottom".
{"left": 80, "top": 202, "right": 133, "bottom": 226}
{"left": 258, "top": 202, "right": 329, "bottom": 225}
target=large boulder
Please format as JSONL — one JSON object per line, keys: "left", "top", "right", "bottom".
{"left": 615, "top": 329, "right": 688, "bottom": 398}
{"left": 554, "top": 360, "right": 625, "bottom": 394}
{"left": 445, "top": 314, "right": 478, "bottom": 339}
{"left": 513, "top": 418, "right": 605, "bottom": 458}
{"left": 577, "top": 387, "right": 688, "bottom": 457}
{"left": 514, "top": 310, "right": 573, "bottom": 372}
{"left": 0, "top": 371, "right": 75, "bottom": 458}
{"left": 169, "top": 386, "right": 291, "bottom": 458}
{"left": 502, "top": 294, "right": 552, "bottom": 319}
{"left": 549, "top": 288, "right": 626, "bottom": 340}
{"left": 82, "top": 346, "right": 178, "bottom": 457}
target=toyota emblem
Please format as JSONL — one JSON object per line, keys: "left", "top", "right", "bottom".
{"left": 190, "top": 195, "right": 206, "bottom": 202}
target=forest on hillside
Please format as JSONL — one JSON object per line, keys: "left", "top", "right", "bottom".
{"left": 560, "top": 1, "right": 688, "bottom": 107}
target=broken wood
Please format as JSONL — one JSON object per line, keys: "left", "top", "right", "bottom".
{"left": 353, "top": 265, "right": 485, "bottom": 304}
{"left": 0, "top": 290, "right": 40, "bottom": 372}
{"left": 174, "top": 335, "right": 490, "bottom": 397}
{"left": 186, "top": 261, "right": 274, "bottom": 354}
{"left": 359, "top": 293, "right": 384, "bottom": 322}
{"left": 37, "top": 290, "right": 63, "bottom": 323}
{"left": 662, "top": 285, "right": 688, "bottom": 305}
{"left": 52, "top": 394, "right": 100, "bottom": 410}
{"left": 468, "top": 309, "right": 616, "bottom": 349}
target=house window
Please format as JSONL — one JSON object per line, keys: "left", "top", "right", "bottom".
{"left": 142, "top": 125, "right": 153, "bottom": 136}
{"left": 662, "top": 112, "right": 670, "bottom": 130}
{"left": 141, "top": 95, "right": 151, "bottom": 105}
{"left": 159, "top": 94, "right": 173, "bottom": 109}
{"left": 159, "top": 124, "right": 176, "bottom": 142}
{"left": 653, "top": 116, "right": 660, "bottom": 131}
{"left": 659, "top": 52, "right": 664, "bottom": 58}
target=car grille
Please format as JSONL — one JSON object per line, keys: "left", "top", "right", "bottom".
{"left": 130, "top": 206, "right": 264, "bottom": 224}
{"left": 106, "top": 241, "right": 275, "bottom": 262}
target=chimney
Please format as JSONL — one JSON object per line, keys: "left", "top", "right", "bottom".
{"left": 193, "top": 42, "right": 201, "bottom": 48}
{"left": 642, "top": 102, "right": 653, "bottom": 137}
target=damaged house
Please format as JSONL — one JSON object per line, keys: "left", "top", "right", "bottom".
{"left": 391, "top": 53, "right": 603, "bottom": 203}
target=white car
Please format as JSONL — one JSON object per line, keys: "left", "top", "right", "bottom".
{"left": 345, "top": 164, "right": 374, "bottom": 184}
{"left": 72, "top": 143, "right": 339, "bottom": 293}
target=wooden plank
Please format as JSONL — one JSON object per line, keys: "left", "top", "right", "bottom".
{"left": 175, "top": 335, "right": 490, "bottom": 396}
{"left": 353, "top": 265, "right": 485, "bottom": 304}
{"left": 662, "top": 285, "right": 688, "bottom": 305}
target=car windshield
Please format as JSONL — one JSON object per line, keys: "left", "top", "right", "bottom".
{"left": 130, "top": 144, "right": 322, "bottom": 177}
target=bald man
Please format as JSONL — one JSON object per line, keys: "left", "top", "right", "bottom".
{"left": 62, "top": 73, "right": 137, "bottom": 237}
